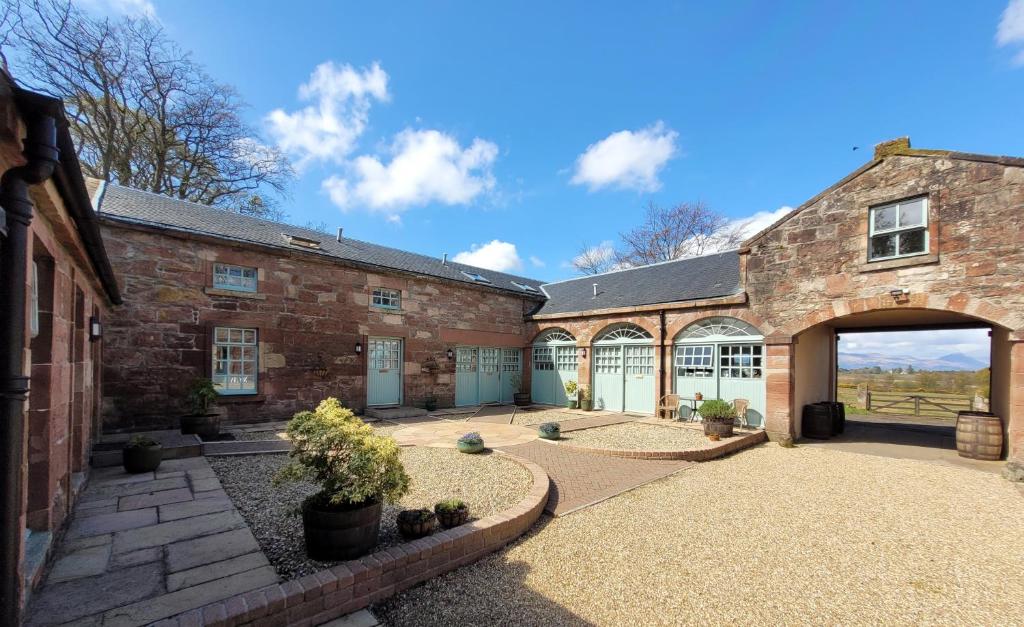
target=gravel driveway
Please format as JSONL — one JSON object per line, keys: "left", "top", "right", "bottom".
{"left": 375, "top": 445, "right": 1024, "bottom": 626}
{"left": 560, "top": 422, "right": 708, "bottom": 450}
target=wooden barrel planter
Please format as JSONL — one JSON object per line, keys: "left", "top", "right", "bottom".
{"left": 955, "top": 411, "right": 1003, "bottom": 461}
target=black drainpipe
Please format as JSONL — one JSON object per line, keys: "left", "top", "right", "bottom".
{"left": 0, "top": 111, "right": 60, "bottom": 627}
{"left": 659, "top": 309, "right": 667, "bottom": 401}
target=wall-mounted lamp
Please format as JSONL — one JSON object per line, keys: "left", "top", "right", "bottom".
{"left": 578, "top": 347, "right": 587, "bottom": 359}
{"left": 89, "top": 316, "right": 102, "bottom": 341}
{"left": 446, "top": 348, "right": 454, "bottom": 360}
{"left": 889, "top": 288, "right": 910, "bottom": 300}
{"left": 355, "top": 342, "right": 363, "bottom": 355}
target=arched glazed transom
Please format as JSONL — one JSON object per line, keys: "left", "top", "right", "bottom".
{"left": 594, "top": 323, "right": 653, "bottom": 343}
{"left": 534, "top": 328, "right": 576, "bottom": 344}
{"left": 676, "top": 317, "right": 764, "bottom": 343}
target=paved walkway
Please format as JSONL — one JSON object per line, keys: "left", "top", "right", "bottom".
{"left": 498, "top": 440, "right": 693, "bottom": 515}
{"left": 26, "top": 457, "right": 277, "bottom": 626}
{"left": 393, "top": 421, "right": 537, "bottom": 448}
{"left": 469, "top": 404, "right": 517, "bottom": 424}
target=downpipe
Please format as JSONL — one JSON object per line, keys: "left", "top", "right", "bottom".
{"left": 0, "top": 112, "right": 59, "bottom": 627}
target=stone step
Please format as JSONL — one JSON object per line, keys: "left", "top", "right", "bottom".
{"left": 90, "top": 431, "right": 203, "bottom": 468}
{"left": 364, "top": 406, "right": 428, "bottom": 420}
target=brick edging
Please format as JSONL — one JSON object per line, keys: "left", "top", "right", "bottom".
{"left": 554, "top": 429, "right": 768, "bottom": 461}
{"left": 162, "top": 451, "right": 550, "bottom": 627}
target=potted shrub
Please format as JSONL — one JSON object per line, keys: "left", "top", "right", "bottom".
{"left": 510, "top": 373, "right": 531, "bottom": 407}
{"left": 538, "top": 422, "right": 561, "bottom": 440}
{"left": 579, "top": 385, "right": 593, "bottom": 411}
{"left": 396, "top": 508, "right": 437, "bottom": 539}
{"left": 434, "top": 499, "right": 470, "bottom": 528}
{"left": 275, "top": 398, "right": 410, "bottom": 561}
{"left": 180, "top": 378, "right": 221, "bottom": 440}
{"left": 694, "top": 392, "right": 704, "bottom": 401}
{"left": 564, "top": 380, "right": 578, "bottom": 409}
{"left": 122, "top": 435, "right": 162, "bottom": 473}
{"left": 457, "top": 432, "right": 485, "bottom": 454}
{"left": 697, "top": 399, "right": 735, "bottom": 438}
{"left": 423, "top": 395, "right": 438, "bottom": 412}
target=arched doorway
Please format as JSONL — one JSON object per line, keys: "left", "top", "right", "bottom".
{"left": 592, "top": 324, "right": 654, "bottom": 413}
{"left": 675, "top": 316, "right": 766, "bottom": 427}
{"left": 531, "top": 329, "right": 577, "bottom": 406}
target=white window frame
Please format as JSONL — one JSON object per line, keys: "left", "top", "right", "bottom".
{"left": 213, "top": 263, "right": 258, "bottom": 293}
{"left": 30, "top": 262, "right": 39, "bottom": 338}
{"left": 371, "top": 288, "right": 401, "bottom": 310}
{"left": 212, "top": 326, "right": 258, "bottom": 395}
{"left": 868, "top": 196, "right": 929, "bottom": 262}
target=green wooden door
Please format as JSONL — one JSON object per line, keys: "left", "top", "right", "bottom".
{"left": 717, "top": 344, "right": 765, "bottom": 427}
{"left": 592, "top": 346, "right": 623, "bottom": 411}
{"left": 554, "top": 345, "right": 578, "bottom": 406}
{"left": 673, "top": 344, "right": 718, "bottom": 419}
{"left": 623, "top": 345, "right": 655, "bottom": 413}
{"left": 500, "top": 349, "right": 521, "bottom": 403}
{"left": 455, "top": 347, "right": 478, "bottom": 406}
{"left": 478, "top": 348, "right": 501, "bottom": 404}
{"left": 530, "top": 345, "right": 556, "bottom": 405}
{"left": 367, "top": 337, "right": 402, "bottom": 406}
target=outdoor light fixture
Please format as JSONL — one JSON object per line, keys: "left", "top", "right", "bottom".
{"left": 355, "top": 342, "right": 363, "bottom": 355}
{"left": 446, "top": 348, "right": 454, "bottom": 360}
{"left": 89, "top": 316, "right": 102, "bottom": 341}
{"left": 578, "top": 347, "right": 587, "bottom": 359}
{"left": 889, "top": 288, "right": 910, "bottom": 300}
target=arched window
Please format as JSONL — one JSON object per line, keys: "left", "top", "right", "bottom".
{"left": 534, "top": 328, "right": 576, "bottom": 344}
{"left": 594, "top": 323, "right": 653, "bottom": 343}
{"left": 676, "top": 317, "right": 763, "bottom": 343}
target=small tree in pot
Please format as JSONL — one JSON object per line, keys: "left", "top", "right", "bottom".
{"left": 180, "top": 378, "right": 221, "bottom": 440}
{"left": 579, "top": 385, "right": 593, "bottom": 411}
{"left": 122, "top": 435, "right": 162, "bottom": 473}
{"left": 275, "top": 398, "right": 410, "bottom": 561}
{"left": 564, "top": 380, "right": 578, "bottom": 409}
{"left": 697, "top": 399, "right": 735, "bottom": 438}
{"left": 509, "top": 373, "right": 531, "bottom": 406}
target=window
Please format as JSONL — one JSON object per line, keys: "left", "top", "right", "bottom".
{"left": 869, "top": 197, "right": 928, "bottom": 261}
{"left": 372, "top": 288, "right": 401, "bottom": 309}
{"left": 511, "top": 280, "right": 539, "bottom": 293}
{"left": 213, "top": 263, "right": 257, "bottom": 292}
{"left": 719, "top": 344, "right": 763, "bottom": 379}
{"left": 676, "top": 345, "right": 714, "bottom": 378}
{"left": 593, "top": 346, "right": 621, "bottom": 374}
{"left": 460, "top": 271, "right": 491, "bottom": 284}
{"left": 212, "top": 327, "right": 258, "bottom": 394}
{"left": 30, "top": 262, "right": 39, "bottom": 338}
{"left": 555, "top": 346, "right": 577, "bottom": 372}
{"left": 532, "top": 346, "right": 554, "bottom": 371}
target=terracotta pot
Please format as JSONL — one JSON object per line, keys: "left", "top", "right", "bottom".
{"left": 694, "top": 392, "right": 704, "bottom": 401}
{"left": 302, "top": 498, "right": 382, "bottom": 561}
{"left": 707, "top": 433, "right": 721, "bottom": 442}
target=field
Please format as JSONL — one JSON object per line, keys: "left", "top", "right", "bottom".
{"left": 837, "top": 370, "right": 988, "bottom": 420}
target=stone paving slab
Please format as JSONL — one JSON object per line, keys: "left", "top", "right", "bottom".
{"left": 158, "top": 495, "right": 233, "bottom": 522}
{"left": 118, "top": 487, "right": 193, "bottom": 511}
{"left": 68, "top": 508, "right": 158, "bottom": 538}
{"left": 112, "top": 509, "right": 246, "bottom": 554}
{"left": 167, "top": 551, "right": 268, "bottom": 591}
{"left": 499, "top": 440, "right": 693, "bottom": 515}
{"left": 26, "top": 562, "right": 165, "bottom": 625}
{"left": 394, "top": 421, "right": 538, "bottom": 448}
{"left": 469, "top": 404, "right": 517, "bottom": 424}
{"left": 165, "top": 527, "right": 260, "bottom": 573}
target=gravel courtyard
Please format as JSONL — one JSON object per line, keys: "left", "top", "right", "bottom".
{"left": 560, "top": 422, "right": 708, "bottom": 450}
{"left": 375, "top": 445, "right": 1024, "bottom": 626}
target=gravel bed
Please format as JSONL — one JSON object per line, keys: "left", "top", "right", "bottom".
{"left": 559, "top": 422, "right": 708, "bottom": 450}
{"left": 209, "top": 446, "right": 532, "bottom": 580}
{"left": 511, "top": 408, "right": 569, "bottom": 426}
{"left": 230, "top": 430, "right": 288, "bottom": 442}
{"left": 375, "top": 445, "right": 1024, "bottom": 625}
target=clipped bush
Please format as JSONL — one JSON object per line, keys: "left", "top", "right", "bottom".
{"left": 275, "top": 398, "right": 410, "bottom": 508}
{"left": 696, "top": 399, "right": 734, "bottom": 423}
{"left": 434, "top": 498, "right": 467, "bottom": 514}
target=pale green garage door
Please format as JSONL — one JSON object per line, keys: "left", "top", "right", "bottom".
{"left": 592, "top": 324, "right": 655, "bottom": 414}
{"left": 367, "top": 337, "right": 402, "bottom": 406}
{"left": 456, "top": 346, "right": 522, "bottom": 407}
{"left": 674, "top": 317, "right": 766, "bottom": 427}
{"left": 530, "top": 329, "right": 577, "bottom": 406}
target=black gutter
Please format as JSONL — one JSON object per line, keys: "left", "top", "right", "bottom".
{"left": 0, "top": 99, "right": 60, "bottom": 627}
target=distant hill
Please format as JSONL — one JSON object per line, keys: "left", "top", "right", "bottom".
{"left": 838, "top": 352, "right": 987, "bottom": 372}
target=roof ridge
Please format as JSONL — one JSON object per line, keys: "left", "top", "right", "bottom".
{"left": 541, "top": 249, "right": 739, "bottom": 286}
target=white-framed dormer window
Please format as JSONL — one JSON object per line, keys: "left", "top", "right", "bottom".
{"left": 213, "top": 263, "right": 258, "bottom": 292}
{"left": 372, "top": 288, "right": 401, "bottom": 310}
{"left": 868, "top": 196, "right": 928, "bottom": 261}
{"left": 30, "top": 262, "right": 39, "bottom": 338}
{"left": 212, "top": 327, "right": 258, "bottom": 395}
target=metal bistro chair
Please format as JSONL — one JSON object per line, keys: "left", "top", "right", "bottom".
{"left": 733, "top": 398, "right": 750, "bottom": 429}
{"left": 657, "top": 394, "right": 681, "bottom": 421}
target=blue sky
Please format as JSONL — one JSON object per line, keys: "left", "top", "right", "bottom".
{"left": 82, "top": 0, "right": 1023, "bottom": 287}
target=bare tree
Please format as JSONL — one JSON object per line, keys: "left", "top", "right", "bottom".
{"left": 5, "top": 0, "right": 292, "bottom": 219}
{"left": 616, "top": 200, "right": 743, "bottom": 266}
{"left": 572, "top": 241, "right": 616, "bottom": 275}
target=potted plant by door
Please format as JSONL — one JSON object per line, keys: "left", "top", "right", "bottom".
{"left": 696, "top": 399, "right": 735, "bottom": 438}
{"left": 122, "top": 435, "right": 163, "bottom": 473}
{"left": 180, "top": 378, "right": 221, "bottom": 440}
{"left": 510, "top": 373, "right": 531, "bottom": 407}
{"left": 275, "top": 398, "right": 410, "bottom": 561}
{"left": 579, "top": 385, "right": 593, "bottom": 411}
{"left": 564, "top": 380, "right": 578, "bottom": 409}
{"left": 434, "top": 499, "right": 470, "bottom": 528}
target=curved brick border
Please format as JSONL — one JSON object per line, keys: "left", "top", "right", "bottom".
{"left": 554, "top": 429, "right": 768, "bottom": 461}
{"left": 160, "top": 451, "right": 549, "bottom": 627}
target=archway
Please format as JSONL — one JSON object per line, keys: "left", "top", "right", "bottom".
{"left": 591, "top": 323, "right": 654, "bottom": 413}
{"left": 530, "top": 328, "right": 577, "bottom": 406}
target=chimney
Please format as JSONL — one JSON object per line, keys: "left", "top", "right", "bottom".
{"left": 593, "top": 283, "right": 598, "bottom": 297}
{"left": 336, "top": 227, "right": 344, "bottom": 242}
{"left": 442, "top": 253, "right": 448, "bottom": 265}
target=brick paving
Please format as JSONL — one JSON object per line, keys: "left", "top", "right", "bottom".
{"left": 26, "top": 457, "right": 277, "bottom": 626}
{"left": 498, "top": 440, "right": 693, "bottom": 516}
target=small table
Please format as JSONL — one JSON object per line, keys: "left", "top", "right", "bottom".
{"left": 677, "top": 397, "right": 705, "bottom": 422}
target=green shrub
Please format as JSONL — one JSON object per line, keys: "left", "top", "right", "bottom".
{"left": 186, "top": 378, "right": 218, "bottom": 415}
{"left": 275, "top": 398, "right": 410, "bottom": 507}
{"left": 696, "top": 399, "right": 734, "bottom": 423}
{"left": 125, "top": 435, "right": 159, "bottom": 448}
{"left": 435, "top": 498, "right": 467, "bottom": 514}
{"left": 564, "top": 380, "right": 578, "bottom": 396}
{"left": 397, "top": 508, "right": 435, "bottom": 523}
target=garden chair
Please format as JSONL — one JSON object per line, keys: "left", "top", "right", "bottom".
{"left": 733, "top": 398, "right": 750, "bottom": 428}
{"left": 657, "top": 394, "right": 681, "bottom": 421}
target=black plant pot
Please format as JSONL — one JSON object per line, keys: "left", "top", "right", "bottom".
{"left": 703, "top": 421, "right": 734, "bottom": 438}
{"left": 122, "top": 445, "right": 163, "bottom": 474}
{"left": 180, "top": 413, "right": 221, "bottom": 440}
{"left": 513, "top": 392, "right": 531, "bottom": 407}
{"left": 302, "top": 498, "right": 382, "bottom": 561}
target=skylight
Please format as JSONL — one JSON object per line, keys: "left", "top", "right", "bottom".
{"left": 282, "top": 233, "right": 321, "bottom": 249}
{"left": 460, "top": 270, "right": 491, "bottom": 284}
{"left": 511, "top": 280, "right": 538, "bottom": 293}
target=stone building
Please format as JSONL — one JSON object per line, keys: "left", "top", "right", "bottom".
{"left": 94, "top": 138, "right": 1024, "bottom": 465}
{"left": 0, "top": 73, "right": 121, "bottom": 623}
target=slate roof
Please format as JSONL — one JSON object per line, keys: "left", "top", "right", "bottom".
{"left": 94, "top": 182, "right": 547, "bottom": 297}
{"left": 533, "top": 251, "right": 742, "bottom": 316}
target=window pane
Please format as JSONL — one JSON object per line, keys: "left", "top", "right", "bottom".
{"left": 899, "top": 198, "right": 925, "bottom": 227}
{"left": 870, "top": 234, "right": 897, "bottom": 259}
{"left": 899, "top": 229, "right": 926, "bottom": 255}
{"left": 873, "top": 205, "right": 897, "bottom": 231}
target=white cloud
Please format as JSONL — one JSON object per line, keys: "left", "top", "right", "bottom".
{"left": 76, "top": 0, "right": 156, "bottom": 17}
{"left": 529, "top": 256, "right": 545, "bottom": 268}
{"left": 323, "top": 128, "right": 498, "bottom": 213}
{"left": 453, "top": 240, "right": 523, "bottom": 273}
{"left": 570, "top": 122, "right": 678, "bottom": 192}
{"left": 728, "top": 205, "right": 797, "bottom": 241}
{"left": 266, "top": 62, "right": 389, "bottom": 167}
{"left": 997, "top": 0, "right": 1024, "bottom": 65}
